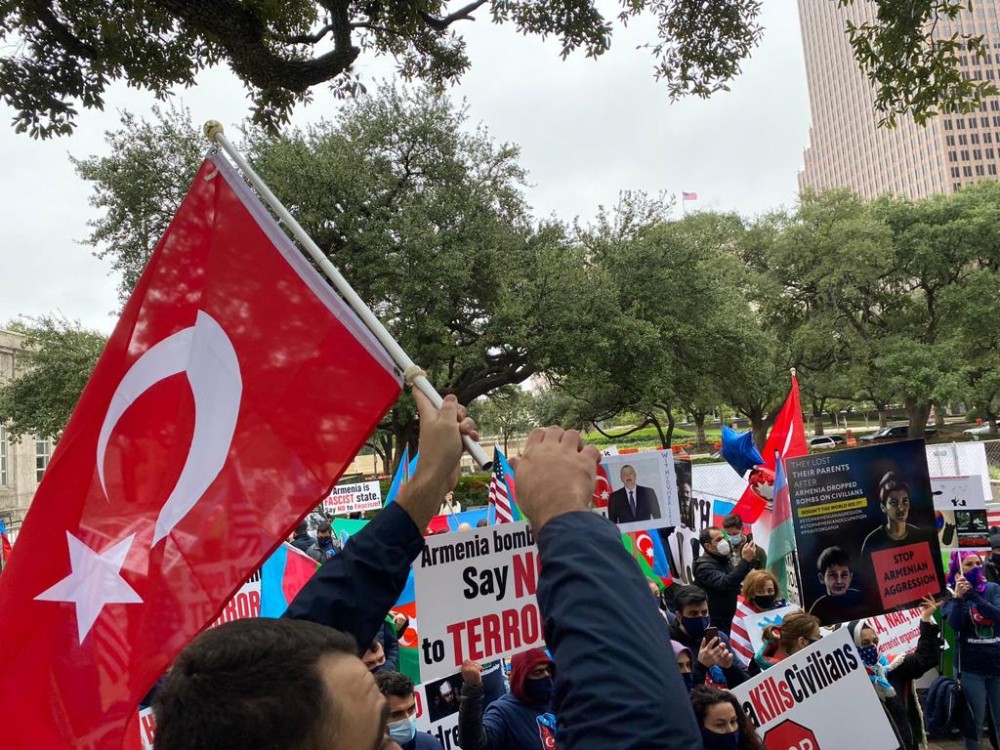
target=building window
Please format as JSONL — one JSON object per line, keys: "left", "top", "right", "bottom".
{"left": 958, "top": 118, "right": 967, "bottom": 129}
{"left": 975, "top": 149, "right": 983, "bottom": 159}
{"left": 952, "top": 166, "right": 962, "bottom": 177}
{"left": 947, "top": 135, "right": 956, "bottom": 145}
{"left": 962, "top": 150, "right": 971, "bottom": 159}
{"left": 992, "top": 100, "right": 1000, "bottom": 111}
{"left": 960, "top": 134, "right": 969, "bottom": 144}
{"left": 988, "top": 148, "right": 996, "bottom": 158}
{"left": 990, "top": 164, "right": 998, "bottom": 175}
{"left": 977, "top": 165, "right": 986, "bottom": 175}
{"left": 964, "top": 165, "right": 974, "bottom": 176}
{"left": 0, "top": 425, "right": 6, "bottom": 487}
{"left": 986, "top": 132, "right": 993, "bottom": 143}
{"left": 35, "top": 434, "right": 51, "bottom": 483}
{"left": 972, "top": 133, "right": 980, "bottom": 144}
{"left": 945, "top": 118, "right": 955, "bottom": 129}
{"left": 954, "top": 182, "right": 963, "bottom": 191}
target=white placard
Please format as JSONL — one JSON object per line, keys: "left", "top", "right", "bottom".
{"left": 599, "top": 451, "right": 679, "bottom": 532}
{"left": 731, "top": 627, "right": 897, "bottom": 749}
{"left": 932, "top": 475, "right": 989, "bottom": 551}
{"left": 413, "top": 522, "right": 542, "bottom": 682}
{"left": 138, "top": 706, "right": 156, "bottom": 750}
{"left": 740, "top": 604, "right": 799, "bottom": 657}
{"left": 414, "top": 673, "right": 463, "bottom": 749}
{"left": 209, "top": 571, "right": 262, "bottom": 628}
{"left": 323, "top": 480, "right": 383, "bottom": 515}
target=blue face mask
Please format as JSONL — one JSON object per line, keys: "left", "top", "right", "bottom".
{"left": 701, "top": 727, "right": 740, "bottom": 750}
{"left": 858, "top": 645, "right": 880, "bottom": 667}
{"left": 387, "top": 715, "right": 417, "bottom": 744}
{"left": 682, "top": 615, "right": 711, "bottom": 640}
{"left": 523, "top": 676, "right": 554, "bottom": 707}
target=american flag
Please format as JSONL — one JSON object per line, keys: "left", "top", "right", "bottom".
{"left": 987, "top": 503, "right": 1000, "bottom": 531}
{"left": 489, "top": 445, "right": 516, "bottom": 524}
{"left": 682, "top": 191, "right": 698, "bottom": 201}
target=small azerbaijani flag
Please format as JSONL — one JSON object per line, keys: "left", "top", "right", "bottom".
{"left": 259, "top": 542, "right": 319, "bottom": 618}
{"left": 767, "top": 453, "right": 795, "bottom": 598}
{"left": 622, "top": 530, "right": 673, "bottom": 588}
{"left": 682, "top": 191, "right": 698, "bottom": 201}
{"left": 488, "top": 445, "right": 520, "bottom": 524}
{"left": 0, "top": 519, "right": 11, "bottom": 569}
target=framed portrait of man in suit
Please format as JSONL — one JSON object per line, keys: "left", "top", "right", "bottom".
{"left": 599, "top": 451, "right": 679, "bottom": 532}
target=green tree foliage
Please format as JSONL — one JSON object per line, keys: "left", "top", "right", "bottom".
{"left": 0, "top": 0, "right": 990, "bottom": 138}
{"left": 468, "top": 385, "right": 537, "bottom": 454}
{"left": 0, "top": 316, "right": 107, "bottom": 439}
{"left": 73, "top": 89, "right": 608, "bottom": 462}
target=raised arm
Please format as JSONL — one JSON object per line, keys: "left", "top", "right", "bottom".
{"left": 515, "top": 428, "right": 701, "bottom": 750}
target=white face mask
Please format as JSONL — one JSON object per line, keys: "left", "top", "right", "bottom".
{"left": 715, "top": 539, "right": 732, "bottom": 557}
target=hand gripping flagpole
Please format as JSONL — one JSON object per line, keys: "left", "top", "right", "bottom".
{"left": 203, "top": 121, "right": 492, "bottom": 470}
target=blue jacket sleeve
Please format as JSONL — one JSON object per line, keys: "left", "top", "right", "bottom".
{"left": 536, "top": 512, "right": 701, "bottom": 749}
{"left": 283, "top": 502, "right": 424, "bottom": 654}
{"left": 967, "top": 584, "right": 1000, "bottom": 620}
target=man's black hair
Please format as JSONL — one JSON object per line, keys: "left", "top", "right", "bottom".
{"left": 317, "top": 521, "right": 332, "bottom": 534}
{"left": 374, "top": 670, "right": 415, "bottom": 698}
{"left": 698, "top": 526, "right": 721, "bottom": 547}
{"left": 816, "top": 545, "right": 851, "bottom": 574}
{"left": 295, "top": 521, "right": 309, "bottom": 536}
{"left": 154, "top": 618, "right": 356, "bottom": 750}
{"left": 674, "top": 584, "right": 709, "bottom": 610}
{"left": 722, "top": 514, "right": 743, "bottom": 530}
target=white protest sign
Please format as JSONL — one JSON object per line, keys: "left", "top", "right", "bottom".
{"left": 413, "top": 522, "right": 542, "bottom": 682}
{"left": 209, "top": 570, "right": 262, "bottom": 628}
{"left": 599, "top": 450, "right": 679, "bottom": 532}
{"left": 323, "top": 479, "right": 383, "bottom": 516}
{"left": 741, "top": 604, "right": 799, "bottom": 657}
{"left": 932, "top": 475, "right": 989, "bottom": 551}
{"left": 138, "top": 706, "right": 156, "bottom": 750}
{"left": 414, "top": 673, "right": 463, "bottom": 749}
{"left": 731, "top": 627, "right": 897, "bottom": 749}
{"left": 867, "top": 605, "right": 931, "bottom": 656}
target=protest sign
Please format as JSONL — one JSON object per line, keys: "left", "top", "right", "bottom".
{"left": 413, "top": 522, "right": 542, "bottom": 682}
{"left": 209, "top": 570, "right": 262, "bottom": 627}
{"left": 740, "top": 604, "right": 799, "bottom": 657}
{"left": 933, "top": 476, "right": 989, "bottom": 550}
{"left": 731, "top": 627, "right": 897, "bottom": 749}
{"left": 415, "top": 673, "right": 463, "bottom": 749}
{"left": 323, "top": 479, "right": 383, "bottom": 515}
{"left": 138, "top": 706, "right": 156, "bottom": 750}
{"left": 599, "top": 451, "right": 679, "bottom": 532}
{"left": 786, "top": 440, "right": 945, "bottom": 625}
{"left": 866, "top": 605, "right": 947, "bottom": 657}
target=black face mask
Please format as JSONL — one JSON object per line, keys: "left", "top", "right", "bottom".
{"left": 318, "top": 536, "right": 332, "bottom": 548}
{"left": 753, "top": 595, "right": 776, "bottom": 610}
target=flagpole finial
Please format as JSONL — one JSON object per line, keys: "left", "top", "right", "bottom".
{"left": 203, "top": 120, "right": 225, "bottom": 141}
{"left": 790, "top": 367, "right": 797, "bottom": 378}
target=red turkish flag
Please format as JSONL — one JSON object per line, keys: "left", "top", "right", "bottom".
{"left": 0, "top": 156, "right": 402, "bottom": 749}
{"left": 593, "top": 463, "right": 611, "bottom": 508}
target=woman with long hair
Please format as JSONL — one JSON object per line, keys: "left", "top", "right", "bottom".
{"left": 690, "top": 685, "right": 765, "bottom": 750}
{"left": 749, "top": 610, "right": 821, "bottom": 675}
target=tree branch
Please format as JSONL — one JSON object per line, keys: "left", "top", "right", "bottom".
{"left": 420, "top": 0, "right": 489, "bottom": 31}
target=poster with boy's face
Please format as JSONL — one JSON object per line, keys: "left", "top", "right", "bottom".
{"left": 598, "top": 451, "right": 679, "bottom": 533}
{"left": 786, "top": 440, "right": 946, "bottom": 626}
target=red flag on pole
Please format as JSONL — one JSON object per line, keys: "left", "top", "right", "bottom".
{"left": 0, "top": 155, "right": 402, "bottom": 749}
{"left": 730, "top": 372, "right": 807, "bottom": 523}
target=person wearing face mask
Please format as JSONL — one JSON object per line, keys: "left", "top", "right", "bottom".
{"left": 669, "top": 585, "right": 750, "bottom": 688}
{"left": 844, "top": 596, "right": 941, "bottom": 750}
{"left": 458, "top": 648, "right": 557, "bottom": 750}
{"left": 722, "top": 515, "right": 766, "bottom": 570}
{"left": 690, "top": 685, "right": 765, "bottom": 750}
{"left": 375, "top": 671, "right": 445, "bottom": 749}
{"left": 693, "top": 526, "right": 759, "bottom": 633}
{"left": 749, "top": 611, "right": 821, "bottom": 676}
{"left": 307, "top": 521, "right": 343, "bottom": 561}
{"left": 729, "top": 571, "right": 787, "bottom": 664}
{"left": 945, "top": 551, "right": 1000, "bottom": 749}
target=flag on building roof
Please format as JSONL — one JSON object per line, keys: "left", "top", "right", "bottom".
{"left": 488, "top": 445, "right": 520, "bottom": 524}
{"left": 0, "top": 154, "right": 403, "bottom": 749}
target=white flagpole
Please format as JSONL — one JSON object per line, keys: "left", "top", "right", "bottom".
{"left": 203, "top": 121, "right": 492, "bottom": 470}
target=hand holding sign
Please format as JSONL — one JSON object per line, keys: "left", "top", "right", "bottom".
{"left": 398, "top": 391, "right": 479, "bottom": 529}
{"left": 512, "top": 427, "right": 602, "bottom": 531}
{"left": 462, "top": 659, "right": 483, "bottom": 686}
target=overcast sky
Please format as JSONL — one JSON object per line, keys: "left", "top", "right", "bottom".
{"left": 0, "top": 2, "right": 810, "bottom": 334}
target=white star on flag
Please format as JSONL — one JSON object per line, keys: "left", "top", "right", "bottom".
{"left": 35, "top": 532, "right": 143, "bottom": 644}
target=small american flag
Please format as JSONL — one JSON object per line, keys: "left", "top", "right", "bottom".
{"left": 987, "top": 504, "right": 1000, "bottom": 531}
{"left": 682, "top": 191, "right": 698, "bottom": 201}
{"left": 489, "top": 445, "right": 516, "bottom": 524}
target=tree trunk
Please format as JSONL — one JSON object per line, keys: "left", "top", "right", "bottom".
{"left": 904, "top": 397, "right": 932, "bottom": 437}
{"left": 987, "top": 407, "right": 998, "bottom": 436}
{"left": 750, "top": 415, "right": 769, "bottom": 450}
{"left": 933, "top": 404, "right": 946, "bottom": 427}
{"left": 665, "top": 408, "right": 676, "bottom": 448}
{"left": 649, "top": 414, "right": 668, "bottom": 449}
{"left": 813, "top": 414, "right": 825, "bottom": 436}
{"left": 878, "top": 408, "right": 889, "bottom": 428}
{"left": 694, "top": 412, "right": 708, "bottom": 450}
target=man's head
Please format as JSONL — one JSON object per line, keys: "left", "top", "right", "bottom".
{"left": 620, "top": 465, "right": 637, "bottom": 491}
{"left": 509, "top": 648, "right": 555, "bottom": 708}
{"left": 674, "top": 585, "right": 711, "bottom": 640}
{"left": 722, "top": 514, "right": 745, "bottom": 542}
{"left": 817, "top": 546, "right": 853, "bottom": 596}
{"left": 295, "top": 521, "right": 309, "bottom": 538}
{"left": 698, "top": 526, "right": 728, "bottom": 558}
{"left": 374, "top": 672, "right": 418, "bottom": 746}
{"left": 154, "top": 618, "right": 389, "bottom": 750}
{"left": 878, "top": 472, "right": 911, "bottom": 524}
{"left": 317, "top": 522, "right": 333, "bottom": 546}
{"left": 363, "top": 636, "right": 387, "bottom": 672}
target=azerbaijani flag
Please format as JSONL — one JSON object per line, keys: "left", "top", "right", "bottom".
{"left": 0, "top": 519, "right": 11, "bottom": 567}
{"left": 623, "top": 529, "right": 673, "bottom": 588}
{"left": 259, "top": 542, "right": 319, "bottom": 618}
{"left": 384, "top": 446, "right": 415, "bottom": 506}
{"left": 767, "top": 455, "right": 795, "bottom": 597}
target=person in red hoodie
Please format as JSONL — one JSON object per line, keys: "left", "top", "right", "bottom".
{"left": 458, "top": 648, "right": 557, "bottom": 749}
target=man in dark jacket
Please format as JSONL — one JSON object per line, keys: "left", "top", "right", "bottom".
{"left": 155, "top": 398, "right": 701, "bottom": 749}
{"left": 693, "top": 525, "right": 758, "bottom": 631}
{"left": 668, "top": 584, "right": 750, "bottom": 689}
{"left": 290, "top": 521, "right": 319, "bottom": 561}
{"left": 458, "top": 648, "right": 555, "bottom": 749}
